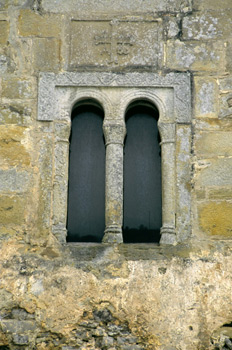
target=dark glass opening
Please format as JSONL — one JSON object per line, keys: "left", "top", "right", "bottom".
{"left": 66, "top": 102, "right": 105, "bottom": 242}
{"left": 123, "top": 102, "right": 162, "bottom": 243}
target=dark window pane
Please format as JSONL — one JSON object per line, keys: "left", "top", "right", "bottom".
{"left": 123, "top": 104, "right": 162, "bottom": 243}
{"left": 67, "top": 104, "right": 105, "bottom": 242}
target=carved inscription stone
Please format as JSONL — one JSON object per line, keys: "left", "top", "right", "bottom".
{"left": 69, "top": 20, "right": 160, "bottom": 68}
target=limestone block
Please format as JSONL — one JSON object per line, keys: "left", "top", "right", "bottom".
{"left": 54, "top": 123, "right": 70, "bottom": 141}
{"left": 163, "top": 16, "right": 181, "bottom": 39}
{"left": 0, "top": 126, "right": 31, "bottom": 167}
{"left": 226, "top": 41, "right": 232, "bottom": 72}
{"left": 32, "top": 38, "right": 60, "bottom": 72}
{"left": 193, "top": 0, "right": 232, "bottom": 10}
{"left": 69, "top": 19, "right": 160, "bottom": 68}
{"left": 182, "top": 11, "right": 232, "bottom": 40}
{"left": 209, "top": 188, "right": 232, "bottom": 200}
{"left": 0, "top": 54, "right": 8, "bottom": 74}
{"left": 0, "top": 103, "right": 32, "bottom": 125}
{"left": 219, "top": 92, "right": 232, "bottom": 119}
{"left": 18, "top": 9, "right": 62, "bottom": 38}
{"left": 41, "top": 0, "right": 192, "bottom": 13}
{"left": 195, "top": 188, "right": 206, "bottom": 200}
{"left": 196, "top": 158, "right": 232, "bottom": 187}
{"left": 0, "top": 21, "right": 9, "bottom": 44}
{"left": 0, "top": 195, "right": 25, "bottom": 225}
{"left": 2, "top": 77, "right": 36, "bottom": 99}
{"left": 0, "top": 0, "right": 30, "bottom": 9}
{"left": 0, "top": 169, "right": 30, "bottom": 193}
{"left": 166, "top": 40, "right": 225, "bottom": 72}
{"left": 218, "top": 76, "right": 232, "bottom": 92}
{"left": 198, "top": 201, "right": 232, "bottom": 236}
{"left": 194, "top": 77, "right": 218, "bottom": 118}
{"left": 194, "top": 117, "right": 232, "bottom": 132}
{"left": 195, "top": 132, "right": 232, "bottom": 157}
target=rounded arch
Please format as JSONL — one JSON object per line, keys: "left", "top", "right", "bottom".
{"left": 119, "top": 90, "right": 166, "bottom": 123}
{"left": 69, "top": 89, "right": 112, "bottom": 119}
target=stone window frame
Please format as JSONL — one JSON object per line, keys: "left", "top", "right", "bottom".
{"left": 37, "top": 72, "right": 191, "bottom": 245}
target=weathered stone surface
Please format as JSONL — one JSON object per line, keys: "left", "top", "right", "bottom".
{"left": 182, "top": 11, "right": 232, "bottom": 40}
{"left": 0, "top": 126, "right": 31, "bottom": 167}
{"left": 219, "top": 92, "right": 232, "bottom": 118}
{"left": 198, "top": 201, "right": 232, "bottom": 236}
{"left": 18, "top": 9, "right": 62, "bottom": 37}
{"left": 164, "top": 16, "right": 181, "bottom": 39}
{"left": 195, "top": 132, "right": 232, "bottom": 157}
{"left": 0, "top": 2, "right": 232, "bottom": 350}
{"left": 196, "top": 158, "right": 232, "bottom": 186}
{"left": 209, "top": 188, "right": 232, "bottom": 200}
{"left": 69, "top": 19, "right": 160, "bottom": 68}
{"left": 194, "top": 77, "right": 218, "bottom": 118}
{"left": 1, "top": 77, "right": 36, "bottom": 99}
{"left": 193, "top": 0, "right": 232, "bottom": 10}
{"left": 226, "top": 40, "right": 232, "bottom": 72}
{"left": 32, "top": 37, "right": 60, "bottom": 72}
{"left": 0, "top": 169, "right": 30, "bottom": 192}
{"left": 0, "top": 103, "right": 32, "bottom": 125}
{"left": 41, "top": 0, "right": 192, "bottom": 13}
{"left": 219, "top": 76, "right": 232, "bottom": 92}
{"left": 0, "top": 195, "right": 26, "bottom": 225}
{"left": 0, "top": 20, "right": 9, "bottom": 44}
{"left": 166, "top": 40, "right": 225, "bottom": 72}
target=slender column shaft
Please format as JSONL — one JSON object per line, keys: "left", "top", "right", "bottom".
{"left": 158, "top": 122, "right": 177, "bottom": 244}
{"left": 102, "top": 121, "right": 126, "bottom": 243}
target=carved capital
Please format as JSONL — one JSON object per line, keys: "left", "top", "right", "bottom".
{"left": 158, "top": 122, "right": 175, "bottom": 144}
{"left": 160, "top": 225, "right": 177, "bottom": 245}
{"left": 103, "top": 120, "right": 126, "bottom": 146}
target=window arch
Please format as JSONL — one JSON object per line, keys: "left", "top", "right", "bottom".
{"left": 123, "top": 101, "right": 162, "bottom": 243}
{"left": 66, "top": 100, "right": 105, "bottom": 242}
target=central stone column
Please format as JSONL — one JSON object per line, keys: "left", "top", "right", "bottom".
{"left": 102, "top": 120, "right": 126, "bottom": 243}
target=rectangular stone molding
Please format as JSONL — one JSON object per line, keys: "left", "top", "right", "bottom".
{"left": 69, "top": 19, "right": 161, "bottom": 68}
{"left": 37, "top": 72, "right": 192, "bottom": 244}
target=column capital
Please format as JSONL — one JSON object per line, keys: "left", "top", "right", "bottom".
{"left": 158, "top": 122, "right": 176, "bottom": 144}
{"left": 103, "top": 120, "right": 126, "bottom": 146}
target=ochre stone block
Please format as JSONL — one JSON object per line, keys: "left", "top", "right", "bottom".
{"left": 195, "top": 132, "right": 232, "bottom": 157}
{"left": 166, "top": 40, "right": 225, "bottom": 72}
{"left": 196, "top": 158, "right": 232, "bottom": 187}
{"left": 199, "top": 201, "right": 232, "bottom": 236}
{"left": 1, "top": 77, "right": 36, "bottom": 99}
{"left": 0, "top": 195, "right": 25, "bottom": 225}
{"left": 18, "top": 9, "right": 62, "bottom": 38}
{"left": 209, "top": 188, "right": 232, "bottom": 200}
{"left": 0, "top": 103, "right": 32, "bottom": 125}
{"left": 0, "top": 126, "right": 31, "bottom": 167}
{"left": 32, "top": 38, "right": 60, "bottom": 72}
{"left": 0, "top": 21, "right": 9, "bottom": 44}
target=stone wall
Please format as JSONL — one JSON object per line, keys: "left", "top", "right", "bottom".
{"left": 0, "top": 0, "right": 232, "bottom": 349}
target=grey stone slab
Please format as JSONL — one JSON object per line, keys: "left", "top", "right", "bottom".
{"left": 41, "top": 0, "right": 191, "bottom": 13}
{"left": 0, "top": 169, "right": 30, "bottom": 193}
{"left": 1, "top": 320, "right": 36, "bottom": 333}
{"left": 69, "top": 19, "right": 160, "bottom": 68}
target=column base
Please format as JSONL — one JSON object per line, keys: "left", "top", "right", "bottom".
{"left": 160, "top": 226, "right": 177, "bottom": 245}
{"left": 102, "top": 225, "right": 123, "bottom": 243}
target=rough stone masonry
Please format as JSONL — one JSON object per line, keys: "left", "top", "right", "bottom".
{"left": 0, "top": 0, "right": 232, "bottom": 349}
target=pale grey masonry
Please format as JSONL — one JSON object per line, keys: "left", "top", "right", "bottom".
{"left": 37, "top": 72, "right": 191, "bottom": 244}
